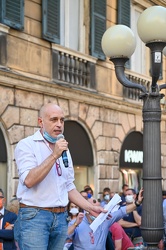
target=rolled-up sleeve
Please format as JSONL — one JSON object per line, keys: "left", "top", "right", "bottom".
{"left": 104, "top": 206, "right": 127, "bottom": 228}
{"left": 15, "top": 139, "right": 38, "bottom": 185}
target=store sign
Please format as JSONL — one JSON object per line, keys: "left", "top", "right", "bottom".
{"left": 124, "top": 150, "right": 143, "bottom": 163}
{"left": 120, "top": 131, "right": 143, "bottom": 169}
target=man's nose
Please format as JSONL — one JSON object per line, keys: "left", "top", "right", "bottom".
{"left": 56, "top": 119, "right": 62, "bottom": 126}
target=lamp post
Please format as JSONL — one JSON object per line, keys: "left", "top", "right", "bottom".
{"left": 101, "top": 6, "right": 166, "bottom": 249}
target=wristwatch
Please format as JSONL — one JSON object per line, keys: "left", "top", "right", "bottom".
{"left": 135, "top": 200, "right": 141, "bottom": 207}
{"left": 74, "top": 222, "right": 78, "bottom": 227}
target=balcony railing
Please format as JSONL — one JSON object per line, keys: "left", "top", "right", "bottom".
{"left": 52, "top": 45, "right": 158, "bottom": 103}
{"left": 52, "top": 47, "right": 96, "bottom": 91}
{"left": 124, "top": 73, "right": 151, "bottom": 101}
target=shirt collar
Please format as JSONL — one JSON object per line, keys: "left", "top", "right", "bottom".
{"left": 0, "top": 207, "right": 4, "bottom": 215}
{"left": 33, "top": 130, "right": 51, "bottom": 148}
{"left": 33, "top": 130, "right": 44, "bottom": 141}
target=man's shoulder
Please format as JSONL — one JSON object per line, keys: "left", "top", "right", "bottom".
{"left": 16, "top": 130, "right": 42, "bottom": 147}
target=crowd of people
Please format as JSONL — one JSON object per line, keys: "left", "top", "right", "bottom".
{"left": 0, "top": 103, "right": 166, "bottom": 250}
{"left": 1, "top": 184, "right": 166, "bottom": 250}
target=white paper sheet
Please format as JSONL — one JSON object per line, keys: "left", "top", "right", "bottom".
{"left": 89, "top": 193, "right": 122, "bottom": 233}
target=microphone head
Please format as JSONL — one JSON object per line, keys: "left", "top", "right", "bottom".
{"left": 57, "top": 134, "right": 64, "bottom": 140}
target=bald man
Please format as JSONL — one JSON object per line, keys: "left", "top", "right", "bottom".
{"left": 14, "top": 103, "right": 105, "bottom": 250}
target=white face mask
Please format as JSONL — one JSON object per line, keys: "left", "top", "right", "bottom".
{"left": 70, "top": 207, "right": 79, "bottom": 215}
{"left": 104, "top": 194, "right": 110, "bottom": 201}
{"left": 125, "top": 195, "right": 134, "bottom": 203}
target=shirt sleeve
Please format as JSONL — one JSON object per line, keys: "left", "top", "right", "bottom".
{"left": 15, "top": 138, "right": 38, "bottom": 184}
{"left": 103, "top": 206, "right": 127, "bottom": 229}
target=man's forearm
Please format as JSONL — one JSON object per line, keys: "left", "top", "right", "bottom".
{"left": 68, "top": 189, "right": 93, "bottom": 212}
{"left": 68, "top": 224, "right": 77, "bottom": 235}
{"left": 118, "top": 219, "right": 138, "bottom": 228}
{"left": 114, "top": 239, "right": 122, "bottom": 250}
{"left": 24, "top": 154, "right": 56, "bottom": 188}
{"left": 133, "top": 210, "right": 141, "bottom": 226}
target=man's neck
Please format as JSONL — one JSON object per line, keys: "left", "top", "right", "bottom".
{"left": 85, "top": 213, "right": 93, "bottom": 224}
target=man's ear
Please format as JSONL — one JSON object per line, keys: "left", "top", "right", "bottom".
{"left": 38, "top": 117, "right": 43, "bottom": 128}
{"left": 3, "top": 198, "right": 6, "bottom": 206}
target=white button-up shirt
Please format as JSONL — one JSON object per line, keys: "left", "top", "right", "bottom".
{"left": 15, "top": 130, "right": 76, "bottom": 207}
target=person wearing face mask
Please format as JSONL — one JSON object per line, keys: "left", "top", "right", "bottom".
{"left": 67, "top": 189, "right": 144, "bottom": 250}
{"left": 100, "top": 187, "right": 111, "bottom": 208}
{"left": 118, "top": 188, "right": 145, "bottom": 247}
{"left": 67, "top": 202, "right": 80, "bottom": 222}
{"left": 0, "top": 188, "right": 17, "bottom": 250}
{"left": 63, "top": 202, "right": 80, "bottom": 250}
{"left": 84, "top": 187, "right": 94, "bottom": 199}
{"left": 14, "top": 103, "right": 106, "bottom": 250}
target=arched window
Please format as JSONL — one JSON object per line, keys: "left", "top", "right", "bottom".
{"left": 0, "top": 127, "right": 7, "bottom": 196}
{"left": 64, "top": 121, "right": 94, "bottom": 191}
{"left": 119, "top": 131, "right": 143, "bottom": 192}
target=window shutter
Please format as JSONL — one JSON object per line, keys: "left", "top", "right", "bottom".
{"left": 42, "top": 0, "right": 60, "bottom": 44}
{"left": 0, "top": 0, "right": 24, "bottom": 30}
{"left": 117, "top": 0, "right": 130, "bottom": 27}
{"left": 90, "top": 0, "right": 106, "bottom": 60}
{"left": 118, "top": 0, "right": 130, "bottom": 68}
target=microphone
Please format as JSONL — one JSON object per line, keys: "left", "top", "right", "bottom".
{"left": 57, "top": 134, "right": 69, "bottom": 168}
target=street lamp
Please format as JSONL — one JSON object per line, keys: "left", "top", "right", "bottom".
{"left": 101, "top": 5, "right": 166, "bottom": 249}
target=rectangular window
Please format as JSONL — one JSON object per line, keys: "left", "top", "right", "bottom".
{"left": 90, "top": 0, "right": 106, "bottom": 60}
{"left": 130, "top": 6, "right": 147, "bottom": 75}
{"left": 117, "top": 0, "right": 130, "bottom": 68}
{"left": 117, "top": 0, "right": 130, "bottom": 27}
{"left": 42, "top": 0, "right": 84, "bottom": 52}
{"left": 0, "top": 0, "right": 24, "bottom": 30}
{"left": 42, "top": 0, "right": 60, "bottom": 44}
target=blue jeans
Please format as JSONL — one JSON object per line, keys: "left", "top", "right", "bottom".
{"left": 14, "top": 208, "right": 68, "bottom": 250}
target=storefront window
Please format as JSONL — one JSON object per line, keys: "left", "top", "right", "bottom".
{"left": 119, "top": 131, "right": 143, "bottom": 193}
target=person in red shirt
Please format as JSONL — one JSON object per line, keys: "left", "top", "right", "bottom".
{"left": 110, "top": 222, "right": 134, "bottom": 250}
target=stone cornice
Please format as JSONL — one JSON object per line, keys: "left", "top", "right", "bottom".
{"left": 0, "top": 68, "right": 151, "bottom": 116}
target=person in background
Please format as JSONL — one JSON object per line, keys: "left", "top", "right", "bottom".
{"left": 120, "top": 184, "right": 129, "bottom": 206}
{"left": 84, "top": 187, "right": 94, "bottom": 199}
{"left": 67, "top": 202, "right": 80, "bottom": 222}
{"left": 63, "top": 202, "right": 79, "bottom": 250}
{"left": 163, "top": 190, "right": 166, "bottom": 207}
{"left": 84, "top": 185, "right": 91, "bottom": 190}
{"left": 100, "top": 187, "right": 114, "bottom": 208}
{"left": 118, "top": 188, "right": 144, "bottom": 247}
{"left": 158, "top": 191, "right": 166, "bottom": 250}
{"left": 110, "top": 222, "right": 134, "bottom": 250}
{"left": 0, "top": 188, "right": 17, "bottom": 250}
{"left": 66, "top": 189, "right": 143, "bottom": 250}
{"left": 80, "top": 190, "right": 88, "bottom": 200}
{"left": 14, "top": 103, "right": 105, "bottom": 250}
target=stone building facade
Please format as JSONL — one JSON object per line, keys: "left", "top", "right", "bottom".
{"left": 0, "top": 0, "right": 166, "bottom": 201}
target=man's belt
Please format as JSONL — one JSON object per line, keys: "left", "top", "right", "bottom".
{"left": 19, "top": 203, "right": 67, "bottom": 213}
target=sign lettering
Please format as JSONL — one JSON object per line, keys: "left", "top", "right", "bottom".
{"left": 124, "top": 150, "right": 143, "bottom": 163}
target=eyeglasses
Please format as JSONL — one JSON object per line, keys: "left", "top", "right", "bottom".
{"left": 56, "top": 160, "right": 62, "bottom": 176}
{"left": 0, "top": 196, "right": 4, "bottom": 199}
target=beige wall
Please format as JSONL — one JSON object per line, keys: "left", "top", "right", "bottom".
{"left": 0, "top": 0, "right": 166, "bottom": 200}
